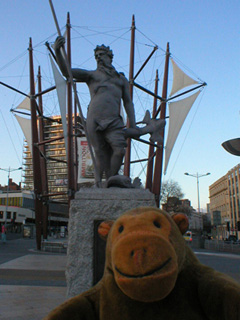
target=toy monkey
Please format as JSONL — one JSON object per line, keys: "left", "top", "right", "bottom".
{"left": 44, "top": 207, "right": 240, "bottom": 319}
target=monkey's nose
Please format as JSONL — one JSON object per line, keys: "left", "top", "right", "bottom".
{"left": 130, "top": 248, "right": 147, "bottom": 267}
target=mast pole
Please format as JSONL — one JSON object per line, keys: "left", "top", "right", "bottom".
{"left": 145, "top": 70, "right": 159, "bottom": 191}
{"left": 74, "top": 97, "right": 78, "bottom": 192}
{"left": 124, "top": 15, "right": 135, "bottom": 177}
{"left": 152, "top": 43, "right": 170, "bottom": 207}
{"left": 37, "top": 66, "right": 49, "bottom": 240}
{"left": 29, "top": 38, "right": 43, "bottom": 250}
{"left": 66, "top": 12, "right": 75, "bottom": 202}
{"left": 49, "top": 0, "right": 99, "bottom": 186}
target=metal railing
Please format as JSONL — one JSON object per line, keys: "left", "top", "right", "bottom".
{"left": 204, "top": 240, "right": 240, "bottom": 254}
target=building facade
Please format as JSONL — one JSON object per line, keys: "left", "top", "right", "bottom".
{"left": 23, "top": 115, "right": 69, "bottom": 199}
{"left": 0, "top": 191, "right": 34, "bottom": 225}
{"left": 227, "top": 164, "right": 240, "bottom": 235}
{"left": 0, "top": 190, "right": 68, "bottom": 228}
{"left": 209, "top": 175, "right": 230, "bottom": 223}
{"left": 162, "top": 197, "right": 203, "bottom": 231}
{"left": 0, "top": 179, "right": 21, "bottom": 192}
{"left": 209, "top": 163, "right": 240, "bottom": 239}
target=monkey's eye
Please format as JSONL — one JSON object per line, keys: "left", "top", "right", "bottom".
{"left": 118, "top": 225, "right": 124, "bottom": 233}
{"left": 153, "top": 220, "right": 161, "bottom": 228}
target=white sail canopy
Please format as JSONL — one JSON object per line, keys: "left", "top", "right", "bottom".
{"left": 49, "top": 55, "right": 68, "bottom": 155}
{"left": 15, "top": 115, "right": 32, "bottom": 155}
{"left": 16, "top": 95, "right": 30, "bottom": 111}
{"left": 169, "top": 59, "right": 199, "bottom": 97}
{"left": 164, "top": 90, "right": 201, "bottom": 174}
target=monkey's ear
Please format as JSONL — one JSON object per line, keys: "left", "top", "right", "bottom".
{"left": 171, "top": 213, "right": 189, "bottom": 235}
{"left": 98, "top": 221, "right": 114, "bottom": 241}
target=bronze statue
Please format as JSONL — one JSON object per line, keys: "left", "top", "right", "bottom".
{"left": 54, "top": 37, "right": 165, "bottom": 187}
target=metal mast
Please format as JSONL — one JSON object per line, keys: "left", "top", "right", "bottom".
{"left": 29, "top": 38, "right": 43, "bottom": 250}
{"left": 124, "top": 15, "right": 135, "bottom": 177}
{"left": 145, "top": 70, "right": 159, "bottom": 191}
{"left": 37, "top": 66, "right": 49, "bottom": 240}
{"left": 152, "top": 43, "right": 170, "bottom": 207}
{"left": 66, "top": 12, "right": 75, "bottom": 202}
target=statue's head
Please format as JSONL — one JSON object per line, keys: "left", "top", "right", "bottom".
{"left": 94, "top": 44, "right": 114, "bottom": 62}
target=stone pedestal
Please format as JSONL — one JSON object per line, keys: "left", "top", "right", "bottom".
{"left": 66, "top": 188, "right": 156, "bottom": 297}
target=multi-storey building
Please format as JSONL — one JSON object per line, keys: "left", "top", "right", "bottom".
{"left": 227, "top": 164, "right": 240, "bottom": 234}
{"left": 209, "top": 163, "right": 240, "bottom": 239}
{"left": 23, "top": 115, "right": 68, "bottom": 199}
{"left": 0, "top": 179, "right": 31, "bottom": 230}
{"left": 209, "top": 175, "right": 230, "bottom": 223}
{"left": 0, "top": 190, "right": 68, "bottom": 237}
{"left": 0, "top": 190, "right": 35, "bottom": 226}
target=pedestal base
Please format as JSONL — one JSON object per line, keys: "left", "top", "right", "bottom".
{"left": 66, "top": 188, "right": 156, "bottom": 297}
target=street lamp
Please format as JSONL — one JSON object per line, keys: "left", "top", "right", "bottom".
{"left": 0, "top": 167, "right": 22, "bottom": 227}
{"left": 184, "top": 172, "right": 210, "bottom": 213}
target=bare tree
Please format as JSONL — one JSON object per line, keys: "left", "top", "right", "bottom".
{"left": 160, "top": 179, "right": 184, "bottom": 204}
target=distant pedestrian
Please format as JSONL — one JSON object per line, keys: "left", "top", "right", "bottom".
{"left": 1, "top": 224, "right": 7, "bottom": 244}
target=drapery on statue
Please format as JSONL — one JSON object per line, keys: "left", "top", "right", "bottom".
{"left": 54, "top": 36, "right": 165, "bottom": 187}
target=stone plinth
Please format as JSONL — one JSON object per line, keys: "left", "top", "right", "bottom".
{"left": 66, "top": 188, "right": 156, "bottom": 297}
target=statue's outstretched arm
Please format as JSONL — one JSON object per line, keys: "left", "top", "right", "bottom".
{"left": 71, "top": 68, "right": 92, "bottom": 83}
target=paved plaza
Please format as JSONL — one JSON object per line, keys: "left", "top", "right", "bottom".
{"left": 0, "top": 235, "right": 239, "bottom": 319}
{"left": 0, "top": 238, "right": 68, "bottom": 320}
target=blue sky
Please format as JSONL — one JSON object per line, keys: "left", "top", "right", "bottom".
{"left": 0, "top": 0, "right": 239, "bottom": 211}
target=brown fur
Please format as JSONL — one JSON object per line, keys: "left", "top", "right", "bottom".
{"left": 44, "top": 207, "right": 240, "bottom": 320}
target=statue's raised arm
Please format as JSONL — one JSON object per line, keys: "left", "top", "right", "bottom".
{"left": 53, "top": 36, "right": 92, "bottom": 82}
{"left": 53, "top": 36, "right": 69, "bottom": 77}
